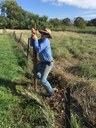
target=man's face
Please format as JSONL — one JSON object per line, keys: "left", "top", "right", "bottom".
{"left": 41, "top": 33, "right": 46, "bottom": 39}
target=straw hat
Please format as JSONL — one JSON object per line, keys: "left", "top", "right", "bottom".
{"left": 39, "top": 28, "right": 52, "bottom": 38}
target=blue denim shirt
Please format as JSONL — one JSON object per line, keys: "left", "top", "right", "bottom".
{"left": 34, "top": 38, "right": 53, "bottom": 62}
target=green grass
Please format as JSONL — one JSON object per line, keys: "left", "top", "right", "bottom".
{"left": 51, "top": 33, "right": 96, "bottom": 77}
{"left": 71, "top": 113, "right": 87, "bottom": 128}
{"left": 78, "top": 61, "right": 96, "bottom": 77}
{"left": 0, "top": 86, "right": 20, "bottom": 127}
{"left": 0, "top": 35, "right": 54, "bottom": 128}
{"left": 66, "top": 26, "right": 96, "bottom": 34}
{"left": 51, "top": 36, "right": 72, "bottom": 60}
{"left": 0, "top": 35, "right": 25, "bottom": 81}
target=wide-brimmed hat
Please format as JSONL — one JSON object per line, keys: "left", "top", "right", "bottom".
{"left": 39, "top": 28, "right": 52, "bottom": 38}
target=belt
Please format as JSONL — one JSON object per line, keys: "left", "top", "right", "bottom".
{"left": 41, "top": 61, "right": 53, "bottom": 65}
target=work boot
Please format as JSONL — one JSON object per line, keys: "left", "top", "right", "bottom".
{"left": 54, "top": 87, "right": 58, "bottom": 93}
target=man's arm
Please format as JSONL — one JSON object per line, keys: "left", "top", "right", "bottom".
{"left": 27, "top": 27, "right": 37, "bottom": 59}
{"left": 34, "top": 39, "right": 49, "bottom": 53}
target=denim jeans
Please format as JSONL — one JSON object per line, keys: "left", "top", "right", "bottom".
{"left": 33, "top": 62, "right": 54, "bottom": 95}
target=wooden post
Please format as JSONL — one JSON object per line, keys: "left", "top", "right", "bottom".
{"left": 33, "top": 46, "right": 37, "bottom": 91}
{"left": 18, "top": 32, "right": 22, "bottom": 42}
{"left": 27, "top": 37, "right": 37, "bottom": 90}
{"left": 27, "top": 38, "right": 30, "bottom": 60}
{"left": 64, "top": 87, "right": 71, "bottom": 128}
{"left": 13, "top": 31, "right": 16, "bottom": 39}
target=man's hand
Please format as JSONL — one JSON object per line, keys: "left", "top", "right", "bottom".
{"left": 31, "top": 28, "right": 38, "bottom": 40}
{"left": 32, "top": 34, "right": 38, "bottom": 40}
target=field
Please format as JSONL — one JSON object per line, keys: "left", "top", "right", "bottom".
{"left": 0, "top": 29, "right": 96, "bottom": 128}
{"left": 66, "top": 26, "right": 96, "bottom": 34}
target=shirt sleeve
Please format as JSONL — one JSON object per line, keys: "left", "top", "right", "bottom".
{"left": 34, "top": 39, "right": 49, "bottom": 53}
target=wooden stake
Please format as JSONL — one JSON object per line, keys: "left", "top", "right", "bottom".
{"left": 33, "top": 45, "right": 37, "bottom": 91}
{"left": 64, "top": 87, "right": 71, "bottom": 128}
{"left": 27, "top": 38, "right": 30, "bottom": 60}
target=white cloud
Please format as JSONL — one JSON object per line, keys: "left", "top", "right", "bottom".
{"left": 42, "top": 0, "right": 96, "bottom": 9}
{"left": 81, "top": 10, "right": 96, "bottom": 19}
{"left": 84, "top": 14, "right": 96, "bottom": 18}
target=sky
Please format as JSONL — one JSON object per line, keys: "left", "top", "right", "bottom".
{"left": 1, "top": 0, "right": 96, "bottom": 20}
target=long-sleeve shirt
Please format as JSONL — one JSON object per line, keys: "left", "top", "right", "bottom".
{"left": 34, "top": 38, "right": 53, "bottom": 62}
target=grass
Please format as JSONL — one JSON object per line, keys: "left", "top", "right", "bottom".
{"left": 0, "top": 36, "right": 24, "bottom": 81}
{"left": 3, "top": 29, "right": 96, "bottom": 127}
{"left": 0, "top": 86, "right": 20, "bottom": 127}
{"left": 78, "top": 61, "right": 96, "bottom": 77}
{"left": 66, "top": 26, "right": 96, "bottom": 34}
{"left": 0, "top": 34, "right": 55, "bottom": 128}
{"left": 53, "top": 32, "right": 96, "bottom": 77}
{"left": 71, "top": 113, "right": 87, "bottom": 128}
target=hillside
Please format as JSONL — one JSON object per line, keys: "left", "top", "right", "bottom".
{"left": 0, "top": 29, "right": 96, "bottom": 128}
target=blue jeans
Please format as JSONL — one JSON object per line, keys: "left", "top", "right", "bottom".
{"left": 33, "top": 62, "right": 54, "bottom": 95}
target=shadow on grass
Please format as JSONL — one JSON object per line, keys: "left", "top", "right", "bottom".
{"left": 0, "top": 77, "right": 33, "bottom": 96}
{"left": 0, "top": 77, "right": 29, "bottom": 96}
{"left": 0, "top": 78, "right": 17, "bottom": 94}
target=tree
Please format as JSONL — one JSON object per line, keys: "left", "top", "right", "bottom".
{"left": 49, "top": 18, "right": 61, "bottom": 27}
{"left": 0, "top": 16, "right": 8, "bottom": 28}
{"left": 62, "top": 18, "right": 72, "bottom": 26}
{"left": 74, "top": 17, "right": 86, "bottom": 28}
{"left": 39, "top": 15, "right": 48, "bottom": 22}
{"left": 87, "top": 18, "right": 96, "bottom": 26}
{"left": 1, "top": 0, "right": 26, "bottom": 28}
{"left": 38, "top": 15, "right": 49, "bottom": 29}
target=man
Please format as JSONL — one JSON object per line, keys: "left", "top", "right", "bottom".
{"left": 32, "top": 28, "right": 57, "bottom": 97}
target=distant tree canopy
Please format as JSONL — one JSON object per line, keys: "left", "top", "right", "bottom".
{"left": 0, "top": 0, "right": 96, "bottom": 30}
{"left": 1, "top": 0, "right": 24, "bottom": 28}
{"left": 0, "top": 0, "right": 50, "bottom": 29}
{"left": 74, "top": 17, "right": 86, "bottom": 28}
{"left": 87, "top": 18, "right": 96, "bottom": 26}
{"left": 62, "top": 18, "right": 72, "bottom": 26}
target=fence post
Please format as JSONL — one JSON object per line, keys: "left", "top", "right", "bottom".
{"left": 18, "top": 32, "right": 22, "bottom": 42}
{"left": 27, "top": 37, "right": 37, "bottom": 91}
{"left": 13, "top": 31, "right": 16, "bottom": 39}
{"left": 64, "top": 87, "right": 71, "bottom": 128}
{"left": 33, "top": 46, "right": 37, "bottom": 91}
{"left": 27, "top": 38, "right": 30, "bottom": 60}
{"left": 3, "top": 28, "right": 7, "bottom": 35}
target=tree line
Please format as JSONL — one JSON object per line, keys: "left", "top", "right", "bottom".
{"left": 0, "top": 0, "right": 96, "bottom": 30}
